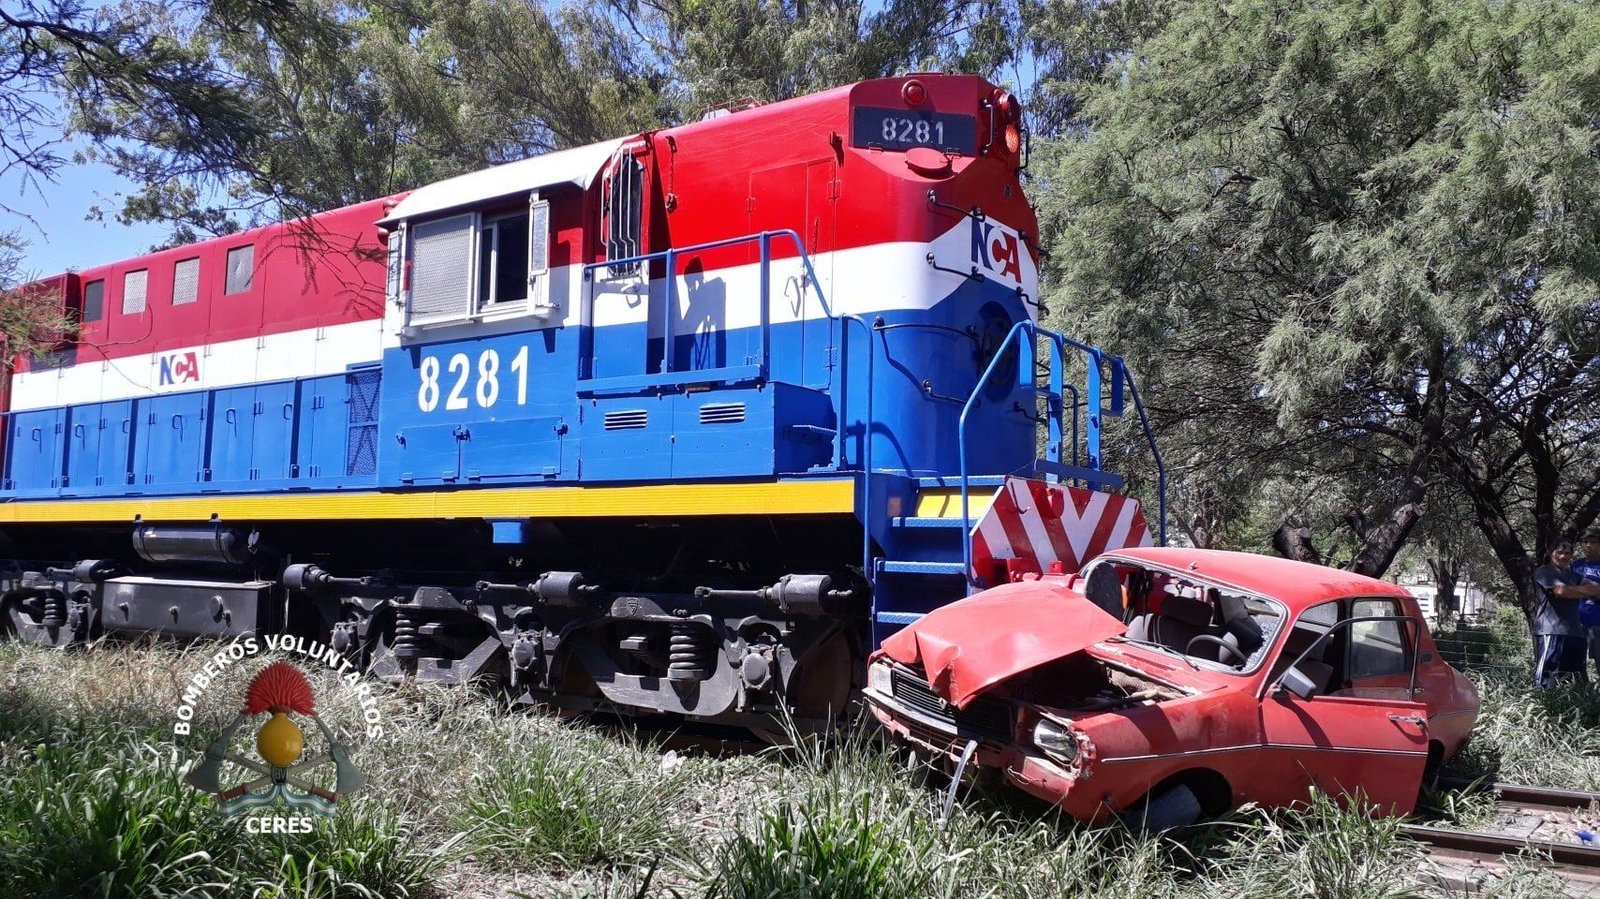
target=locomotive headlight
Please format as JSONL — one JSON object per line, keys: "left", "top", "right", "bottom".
{"left": 1032, "top": 718, "right": 1080, "bottom": 765}
{"left": 867, "top": 661, "right": 893, "bottom": 696}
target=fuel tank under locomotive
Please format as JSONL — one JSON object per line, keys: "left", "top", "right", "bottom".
{"left": 0, "top": 516, "right": 869, "bottom": 728}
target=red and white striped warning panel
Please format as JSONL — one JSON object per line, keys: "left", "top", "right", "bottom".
{"left": 970, "top": 476, "right": 1153, "bottom": 585}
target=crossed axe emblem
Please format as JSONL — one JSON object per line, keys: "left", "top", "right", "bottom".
{"left": 183, "top": 661, "right": 366, "bottom": 816}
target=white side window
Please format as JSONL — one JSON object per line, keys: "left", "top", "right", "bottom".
{"left": 385, "top": 227, "right": 405, "bottom": 308}
{"left": 477, "top": 211, "right": 530, "bottom": 310}
{"left": 409, "top": 214, "right": 476, "bottom": 325}
{"left": 172, "top": 258, "right": 200, "bottom": 305}
{"left": 123, "top": 269, "right": 148, "bottom": 314}
{"left": 529, "top": 195, "right": 551, "bottom": 310}
{"left": 225, "top": 245, "right": 254, "bottom": 294}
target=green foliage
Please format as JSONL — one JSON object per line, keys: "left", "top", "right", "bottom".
{"left": 0, "top": 736, "right": 240, "bottom": 898}
{"left": 460, "top": 728, "right": 689, "bottom": 871}
{"left": 705, "top": 794, "right": 934, "bottom": 899}
{"left": 0, "top": 229, "right": 76, "bottom": 359}
{"left": 10, "top": 640, "right": 1600, "bottom": 898}
{"left": 1204, "top": 794, "right": 1425, "bottom": 899}
{"left": 1452, "top": 668, "right": 1600, "bottom": 790}
{"left": 245, "top": 805, "right": 453, "bottom": 898}
{"left": 65, "top": 0, "right": 670, "bottom": 238}
{"left": 0, "top": 0, "right": 260, "bottom": 189}
{"left": 1043, "top": 0, "right": 1600, "bottom": 584}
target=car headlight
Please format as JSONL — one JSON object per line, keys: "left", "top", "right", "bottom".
{"left": 867, "top": 661, "right": 893, "bottom": 696}
{"left": 1032, "top": 718, "right": 1080, "bottom": 765}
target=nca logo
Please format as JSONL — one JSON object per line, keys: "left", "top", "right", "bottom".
{"left": 970, "top": 218, "right": 1023, "bottom": 285}
{"left": 159, "top": 351, "right": 200, "bottom": 386}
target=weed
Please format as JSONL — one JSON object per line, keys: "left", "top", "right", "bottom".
{"left": 242, "top": 804, "right": 455, "bottom": 898}
{"left": 1, "top": 635, "right": 1593, "bottom": 899}
{"left": 0, "top": 736, "right": 241, "bottom": 897}
{"left": 703, "top": 792, "right": 936, "bottom": 899}
{"left": 460, "top": 726, "right": 689, "bottom": 872}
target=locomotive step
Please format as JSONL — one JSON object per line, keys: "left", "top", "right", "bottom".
{"left": 914, "top": 475, "right": 1006, "bottom": 488}
{"left": 874, "top": 610, "right": 926, "bottom": 625}
{"left": 890, "top": 516, "right": 968, "bottom": 529}
{"left": 877, "top": 560, "right": 966, "bottom": 576}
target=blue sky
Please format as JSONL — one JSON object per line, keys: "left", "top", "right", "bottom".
{"left": 2, "top": 148, "right": 168, "bottom": 278}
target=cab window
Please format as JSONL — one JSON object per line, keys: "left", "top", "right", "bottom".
{"left": 478, "top": 212, "right": 529, "bottom": 306}
{"left": 1348, "top": 598, "right": 1410, "bottom": 679}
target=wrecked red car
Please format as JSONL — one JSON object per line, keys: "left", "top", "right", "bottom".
{"left": 865, "top": 547, "right": 1479, "bottom": 827}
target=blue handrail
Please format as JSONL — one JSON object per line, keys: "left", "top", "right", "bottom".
{"left": 958, "top": 321, "right": 1166, "bottom": 590}
{"left": 581, "top": 228, "right": 879, "bottom": 581}
{"left": 1123, "top": 370, "right": 1168, "bottom": 546}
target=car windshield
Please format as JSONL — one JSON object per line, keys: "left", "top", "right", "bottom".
{"left": 1094, "top": 561, "right": 1286, "bottom": 674}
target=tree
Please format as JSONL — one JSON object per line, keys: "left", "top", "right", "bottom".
{"left": 66, "top": 0, "right": 1035, "bottom": 240}
{"left": 608, "top": 0, "right": 1025, "bottom": 113}
{"left": 65, "top": 0, "right": 670, "bottom": 240}
{"left": 0, "top": 1, "right": 272, "bottom": 209}
{"left": 1040, "top": 0, "right": 1600, "bottom": 593}
{"left": 0, "top": 231, "right": 75, "bottom": 360}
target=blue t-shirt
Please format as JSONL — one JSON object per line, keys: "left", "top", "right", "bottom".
{"left": 1573, "top": 558, "right": 1600, "bottom": 627}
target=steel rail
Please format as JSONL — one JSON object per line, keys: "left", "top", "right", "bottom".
{"left": 1435, "top": 777, "right": 1600, "bottom": 813}
{"left": 1402, "top": 823, "right": 1600, "bottom": 871}
{"left": 1407, "top": 779, "right": 1600, "bottom": 892}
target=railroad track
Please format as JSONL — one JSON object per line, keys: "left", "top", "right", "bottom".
{"left": 1407, "top": 779, "right": 1600, "bottom": 893}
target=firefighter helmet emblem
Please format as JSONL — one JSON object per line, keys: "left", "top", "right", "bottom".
{"left": 183, "top": 661, "right": 366, "bottom": 816}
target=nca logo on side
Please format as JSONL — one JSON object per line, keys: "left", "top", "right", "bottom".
{"left": 970, "top": 218, "right": 1023, "bottom": 285}
{"left": 159, "top": 351, "right": 200, "bottom": 386}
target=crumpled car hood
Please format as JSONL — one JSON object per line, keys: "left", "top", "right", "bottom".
{"left": 878, "top": 580, "right": 1127, "bottom": 709}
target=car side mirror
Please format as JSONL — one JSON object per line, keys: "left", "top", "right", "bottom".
{"left": 1276, "top": 665, "right": 1320, "bottom": 700}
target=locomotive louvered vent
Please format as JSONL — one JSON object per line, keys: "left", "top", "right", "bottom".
{"left": 890, "top": 669, "right": 1012, "bottom": 741}
{"left": 699, "top": 402, "right": 746, "bottom": 425}
{"left": 345, "top": 369, "right": 382, "bottom": 477}
{"left": 604, "top": 409, "right": 649, "bottom": 430}
{"left": 409, "top": 214, "right": 474, "bottom": 321}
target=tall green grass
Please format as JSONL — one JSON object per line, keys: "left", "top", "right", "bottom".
{"left": 1, "top": 629, "right": 1593, "bottom": 899}
{"left": 460, "top": 727, "right": 691, "bottom": 872}
{"left": 0, "top": 736, "right": 238, "bottom": 897}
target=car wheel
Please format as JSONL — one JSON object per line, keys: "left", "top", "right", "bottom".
{"left": 1124, "top": 782, "right": 1202, "bottom": 832}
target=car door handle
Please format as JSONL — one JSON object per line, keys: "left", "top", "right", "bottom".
{"left": 1388, "top": 714, "right": 1426, "bottom": 726}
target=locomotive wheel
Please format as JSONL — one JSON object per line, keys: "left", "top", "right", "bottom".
{"left": 755, "top": 625, "right": 865, "bottom": 745}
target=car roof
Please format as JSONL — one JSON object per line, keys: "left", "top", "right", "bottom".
{"left": 1099, "top": 547, "right": 1412, "bottom": 612}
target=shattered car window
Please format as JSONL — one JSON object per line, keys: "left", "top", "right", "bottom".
{"left": 1114, "top": 566, "right": 1284, "bottom": 673}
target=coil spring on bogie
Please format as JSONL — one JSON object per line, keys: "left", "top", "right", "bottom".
{"left": 40, "top": 591, "right": 67, "bottom": 628}
{"left": 667, "top": 621, "right": 714, "bottom": 682}
{"left": 392, "top": 607, "right": 421, "bottom": 660}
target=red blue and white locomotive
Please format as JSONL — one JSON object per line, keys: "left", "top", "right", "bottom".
{"left": 0, "top": 75, "right": 1160, "bottom": 730}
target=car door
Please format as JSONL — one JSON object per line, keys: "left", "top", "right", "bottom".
{"left": 1258, "top": 600, "right": 1430, "bottom": 815}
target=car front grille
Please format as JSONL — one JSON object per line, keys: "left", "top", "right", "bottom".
{"left": 889, "top": 669, "right": 1013, "bottom": 741}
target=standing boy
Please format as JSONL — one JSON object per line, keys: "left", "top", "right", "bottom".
{"left": 1532, "top": 539, "right": 1600, "bottom": 687}
{"left": 1573, "top": 531, "right": 1600, "bottom": 678}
